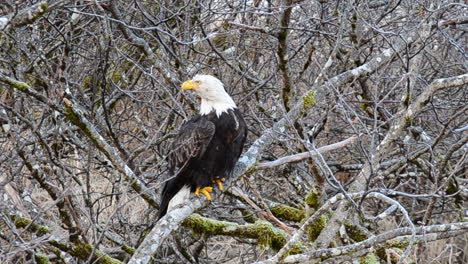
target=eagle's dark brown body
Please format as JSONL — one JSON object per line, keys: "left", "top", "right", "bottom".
{"left": 158, "top": 108, "right": 247, "bottom": 219}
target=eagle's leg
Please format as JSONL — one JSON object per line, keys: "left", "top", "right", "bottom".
{"left": 212, "top": 178, "right": 226, "bottom": 191}
{"left": 195, "top": 187, "right": 213, "bottom": 200}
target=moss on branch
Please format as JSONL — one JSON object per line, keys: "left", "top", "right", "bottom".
{"left": 358, "top": 253, "right": 380, "bottom": 264}
{"left": 307, "top": 215, "right": 328, "bottom": 242}
{"left": 34, "top": 252, "right": 51, "bottom": 264}
{"left": 241, "top": 209, "right": 258, "bottom": 223}
{"left": 71, "top": 240, "right": 123, "bottom": 264}
{"left": 11, "top": 214, "right": 50, "bottom": 235}
{"left": 305, "top": 188, "right": 321, "bottom": 210}
{"left": 302, "top": 89, "right": 316, "bottom": 111}
{"left": 343, "top": 221, "right": 413, "bottom": 263}
{"left": 62, "top": 98, "right": 96, "bottom": 141}
{"left": 344, "top": 221, "right": 369, "bottom": 242}
{"left": 183, "top": 214, "right": 301, "bottom": 254}
{"left": 35, "top": 3, "right": 49, "bottom": 20}
{"left": 269, "top": 202, "right": 305, "bottom": 222}
{"left": 0, "top": 74, "right": 31, "bottom": 91}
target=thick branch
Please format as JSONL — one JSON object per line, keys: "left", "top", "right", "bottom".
{"left": 183, "top": 214, "right": 295, "bottom": 252}
{"left": 277, "top": 0, "right": 294, "bottom": 111}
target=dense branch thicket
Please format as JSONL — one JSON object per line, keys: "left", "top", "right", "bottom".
{"left": 1, "top": 0, "right": 467, "bottom": 263}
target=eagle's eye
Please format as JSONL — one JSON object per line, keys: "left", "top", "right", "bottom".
{"left": 194, "top": 80, "right": 202, "bottom": 85}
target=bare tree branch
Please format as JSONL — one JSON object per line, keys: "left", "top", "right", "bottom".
{"left": 257, "top": 136, "right": 358, "bottom": 170}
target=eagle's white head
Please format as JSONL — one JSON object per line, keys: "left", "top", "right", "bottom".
{"left": 181, "top": 75, "right": 237, "bottom": 116}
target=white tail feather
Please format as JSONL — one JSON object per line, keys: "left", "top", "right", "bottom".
{"left": 167, "top": 185, "right": 191, "bottom": 212}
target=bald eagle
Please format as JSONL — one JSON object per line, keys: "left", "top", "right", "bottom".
{"left": 158, "top": 75, "right": 247, "bottom": 219}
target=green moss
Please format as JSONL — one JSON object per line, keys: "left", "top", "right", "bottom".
{"left": 255, "top": 221, "right": 283, "bottom": 250}
{"left": 386, "top": 238, "right": 410, "bottom": 249}
{"left": 359, "top": 253, "right": 379, "bottom": 264}
{"left": 303, "top": 90, "right": 316, "bottom": 110}
{"left": 270, "top": 202, "right": 305, "bottom": 222}
{"left": 446, "top": 181, "right": 458, "bottom": 195}
{"left": 40, "top": 2, "right": 49, "bottom": 10}
{"left": 3, "top": 77, "right": 30, "bottom": 91}
{"left": 377, "top": 238, "right": 413, "bottom": 262}
{"left": 305, "top": 188, "right": 320, "bottom": 210}
{"left": 11, "top": 214, "right": 50, "bottom": 235}
{"left": 344, "top": 221, "right": 368, "bottom": 242}
{"left": 50, "top": 247, "right": 67, "bottom": 262}
{"left": 72, "top": 241, "right": 123, "bottom": 264}
{"left": 242, "top": 210, "right": 257, "bottom": 223}
{"left": 359, "top": 103, "right": 370, "bottom": 111}
{"left": 376, "top": 247, "right": 413, "bottom": 264}
{"left": 461, "top": 209, "right": 468, "bottom": 222}
{"left": 254, "top": 221, "right": 303, "bottom": 255}
{"left": 110, "top": 69, "right": 123, "bottom": 84}
{"left": 307, "top": 215, "right": 328, "bottom": 241}
{"left": 31, "top": 3, "right": 48, "bottom": 21}
{"left": 34, "top": 252, "right": 51, "bottom": 264}
{"left": 12, "top": 215, "right": 32, "bottom": 226}
{"left": 376, "top": 248, "right": 386, "bottom": 261}
{"left": 63, "top": 106, "right": 94, "bottom": 140}
{"left": 184, "top": 214, "right": 230, "bottom": 236}
{"left": 122, "top": 245, "right": 135, "bottom": 255}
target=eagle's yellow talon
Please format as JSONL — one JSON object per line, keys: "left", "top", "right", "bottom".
{"left": 195, "top": 186, "right": 213, "bottom": 200}
{"left": 213, "top": 178, "right": 226, "bottom": 191}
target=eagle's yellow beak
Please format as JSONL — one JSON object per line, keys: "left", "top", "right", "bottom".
{"left": 181, "top": 80, "right": 199, "bottom": 90}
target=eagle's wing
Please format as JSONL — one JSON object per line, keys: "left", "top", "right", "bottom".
{"left": 168, "top": 117, "right": 215, "bottom": 174}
